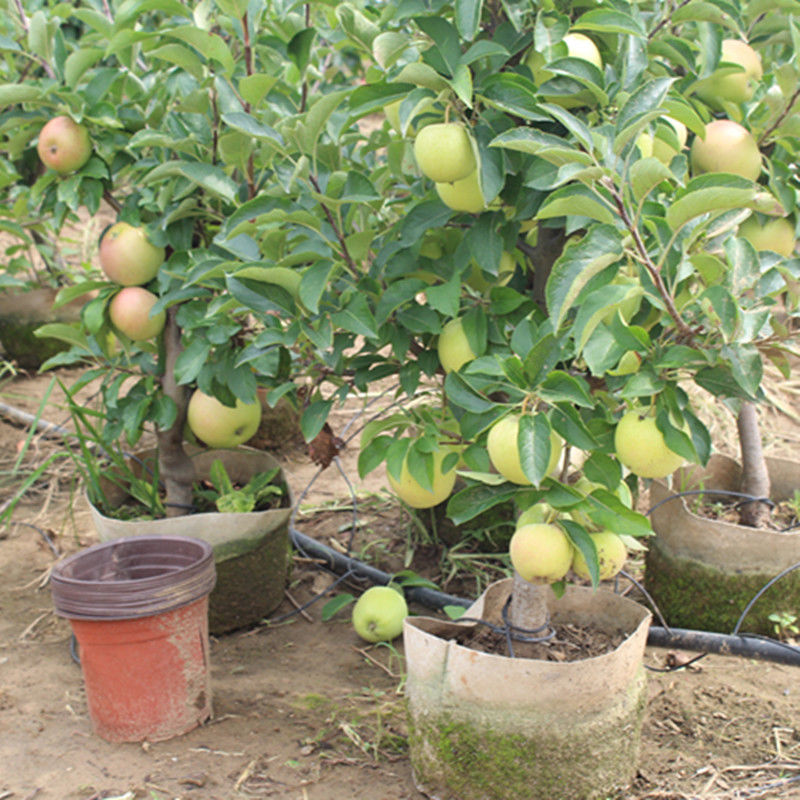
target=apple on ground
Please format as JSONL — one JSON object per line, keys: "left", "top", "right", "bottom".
{"left": 738, "top": 215, "right": 796, "bottom": 257}
{"left": 487, "top": 414, "right": 562, "bottom": 485}
{"left": 187, "top": 389, "right": 262, "bottom": 449}
{"left": 99, "top": 222, "right": 166, "bottom": 286}
{"left": 689, "top": 119, "right": 761, "bottom": 181}
{"left": 571, "top": 531, "right": 627, "bottom": 581}
{"left": 108, "top": 287, "right": 166, "bottom": 341}
{"left": 695, "top": 39, "right": 763, "bottom": 108}
{"left": 37, "top": 116, "right": 92, "bottom": 174}
{"left": 413, "top": 122, "right": 476, "bottom": 184}
{"left": 614, "top": 409, "right": 684, "bottom": 479}
{"left": 437, "top": 317, "right": 477, "bottom": 373}
{"left": 351, "top": 585, "right": 408, "bottom": 643}
{"left": 386, "top": 444, "right": 458, "bottom": 509}
{"left": 509, "top": 523, "right": 573, "bottom": 584}
{"left": 435, "top": 170, "right": 485, "bottom": 213}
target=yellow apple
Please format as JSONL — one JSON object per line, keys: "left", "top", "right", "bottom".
{"left": 690, "top": 119, "right": 761, "bottom": 181}
{"left": 187, "top": 390, "right": 262, "bottom": 449}
{"left": 437, "top": 317, "right": 477, "bottom": 373}
{"left": 571, "top": 531, "right": 627, "bottom": 581}
{"left": 614, "top": 410, "right": 684, "bottom": 479}
{"left": 99, "top": 222, "right": 165, "bottom": 286}
{"left": 738, "top": 215, "right": 796, "bottom": 257}
{"left": 37, "top": 116, "right": 92, "bottom": 174}
{"left": 435, "top": 170, "right": 486, "bottom": 213}
{"left": 487, "top": 415, "right": 562, "bottom": 485}
{"left": 696, "top": 39, "right": 763, "bottom": 108}
{"left": 466, "top": 251, "right": 517, "bottom": 293}
{"left": 351, "top": 585, "right": 408, "bottom": 643}
{"left": 509, "top": 523, "right": 573, "bottom": 584}
{"left": 651, "top": 116, "right": 688, "bottom": 163}
{"left": 108, "top": 287, "right": 165, "bottom": 341}
{"left": 516, "top": 501, "right": 557, "bottom": 527}
{"left": 413, "top": 122, "right": 476, "bottom": 184}
{"left": 386, "top": 445, "right": 458, "bottom": 508}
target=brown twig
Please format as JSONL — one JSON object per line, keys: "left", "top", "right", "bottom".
{"left": 759, "top": 86, "right": 800, "bottom": 146}
{"left": 102, "top": 189, "right": 122, "bottom": 214}
{"left": 241, "top": 12, "right": 256, "bottom": 198}
{"left": 648, "top": 0, "right": 693, "bottom": 40}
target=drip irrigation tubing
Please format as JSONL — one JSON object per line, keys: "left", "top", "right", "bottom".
{"left": 289, "top": 525, "right": 800, "bottom": 667}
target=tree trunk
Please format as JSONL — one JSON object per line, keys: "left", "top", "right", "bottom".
{"left": 156, "top": 306, "right": 195, "bottom": 517}
{"left": 736, "top": 401, "right": 772, "bottom": 528}
{"left": 507, "top": 571, "right": 550, "bottom": 657}
{"left": 519, "top": 226, "right": 567, "bottom": 310}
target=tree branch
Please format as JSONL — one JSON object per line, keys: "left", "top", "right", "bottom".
{"left": 309, "top": 173, "right": 359, "bottom": 273}
{"left": 736, "top": 401, "right": 772, "bottom": 528}
{"left": 759, "top": 86, "right": 800, "bottom": 146}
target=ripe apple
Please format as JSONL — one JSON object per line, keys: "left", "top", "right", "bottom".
{"left": 466, "top": 251, "right": 517, "bottom": 293}
{"left": 435, "top": 170, "right": 486, "bottom": 214}
{"left": 738, "top": 215, "right": 796, "bottom": 257}
{"left": 696, "top": 39, "right": 763, "bottom": 108}
{"left": 571, "top": 531, "right": 627, "bottom": 581}
{"left": 689, "top": 119, "right": 761, "bottom": 181}
{"left": 36, "top": 116, "right": 92, "bottom": 175}
{"left": 437, "top": 317, "right": 477, "bottom": 373}
{"left": 487, "top": 415, "right": 562, "bottom": 485}
{"left": 386, "top": 444, "right": 458, "bottom": 508}
{"left": 516, "top": 501, "right": 556, "bottom": 527}
{"left": 614, "top": 410, "right": 684, "bottom": 479}
{"left": 509, "top": 523, "right": 573, "bottom": 584}
{"left": 351, "top": 585, "right": 408, "bottom": 643}
{"left": 413, "top": 122, "right": 476, "bottom": 184}
{"left": 108, "top": 287, "right": 165, "bottom": 341}
{"left": 99, "top": 222, "right": 165, "bottom": 286}
{"left": 186, "top": 389, "right": 262, "bottom": 449}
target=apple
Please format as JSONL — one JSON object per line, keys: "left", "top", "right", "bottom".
{"left": 435, "top": 170, "right": 486, "bottom": 213}
{"left": 186, "top": 389, "right": 262, "bottom": 449}
{"left": 739, "top": 215, "right": 796, "bottom": 257}
{"left": 573, "top": 475, "right": 633, "bottom": 509}
{"left": 571, "top": 531, "right": 627, "bottom": 581}
{"left": 689, "top": 119, "right": 761, "bottom": 181}
{"left": 386, "top": 444, "right": 458, "bottom": 509}
{"left": 638, "top": 116, "right": 688, "bottom": 164}
{"left": 607, "top": 350, "right": 641, "bottom": 376}
{"left": 351, "top": 585, "right": 408, "bottom": 643}
{"left": 36, "top": 116, "right": 92, "bottom": 175}
{"left": 99, "top": 222, "right": 165, "bottom": 286}
{"left": 516, "top": 501, "right": 556, "bottom": 527}
{"left": 509, "top": 523, "right": 573, "bottom": 584}
{"left": 466, "top": 251, "right": 517, "bottom": 293}
{"left": 696, "top": 39, "right": 763, "bottom": 108}
{"left": 487, "top": 414, "right": 562, "bottom": 485}
{"left": 437, "top": 317, "right": 477, "bottom": 373}
{"left": 108, "top": 287, "right": 166, "bottom": 341}
{"left": 413, "top": 122, "right": 476, "bottom": 184}
{"left": 614, "top": 410, "right": 684, "bottom": 479}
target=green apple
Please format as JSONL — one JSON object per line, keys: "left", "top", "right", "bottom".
{"left": 99, "top": 222, "right": 165, "bottom": 286}
{"left": 413, "top": 122, "right": 476, "bottom": 184}
{"left": 614, "top": 410, "right": 684, "bottom": 479}
{"left": 351, "top": 585, "right": 408, "bottom": 643}
{"left": 573, "top": 475, "right": 633, "bottom": 509}
{"left": 487, "top": 415, "right": 562, "bottom": 485}
{"left": 516, "top": 501, "right": 557, "bottom": 527}
{"left": 739, "top": 215, "right": 796, "bottom": 257}
{"left": 108, "top": 287, "right": 165, "bottom": 341}
{"left": 386, "top": 444, "right": 458, "bottom": 508}
{"left": 690, "top": 119, "right": 761, "bottom": 181}
{"left": 435, "top": 170, "right": 486, "bottom": 213}
{"left": 466, "top": 251, "right": 517, "bottom": 293}
{"left": 36, "top": 115, "right": 92, "bottom": 174}
{"left": 509, "top": 523, "right": 573, "bottom": 584}
{"left": 571, "top": 531, "right": 627, "bottom": 581}
{"left": 652, "top": 116, "right": 688, "bottom": 164}
{"left": 696, "top": 39, "right": 763, "bottom": 108}
{"left": 187, "top": 389, "right": 262, "bottom": 449}
{"left": 607, "top": 350, "right": 642, "bottom": 376}
{"left": 437, "top": 317, "right": 477, "bottom": 373}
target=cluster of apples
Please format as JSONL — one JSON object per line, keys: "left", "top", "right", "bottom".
{"left": 36, "top": 116, "right": 263, "bottom": 450}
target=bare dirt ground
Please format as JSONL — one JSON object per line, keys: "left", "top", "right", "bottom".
{"left": 1, "top": 369, "right": 800, "bottom": 800}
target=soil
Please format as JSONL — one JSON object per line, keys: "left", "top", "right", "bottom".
{"left": 1, "top": 370, "right": 800, "bottom": 800}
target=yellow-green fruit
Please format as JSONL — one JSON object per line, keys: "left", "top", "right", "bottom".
{"left": 37, "top": 115, "right": 92, "bottom": 175}
{"left": 351, "top": 586, "right": 408, "bottom": 643}
{"left": 571, "top": 531, "right": 628, "bottom": 581}
{"left": 435, "top": 170, "right": 485, "bottom": 213}
{"left": 614, "top": 410, "right": 685, "bottom": 479}
{"left": 739, "top": 216, "right": 796, "bottom": 257}
{"left": 386, "top": 446, "right": 458, "bottom": 509}
{"left": 108, "top": 287, "right": 165, "bottom": 341}
{"left": 696, "top": 39, "right": 763, "bottom": 108}
{"left": 187, "top": 390, "right": 262, "bottom": 449}
{"left": 636, "top": 132, "right": 654, "bottom": 158}
{"left": 437, "top": 318, "right": 477, "bottom": 373}
{"left": 413, "top": 122, "right": 476, "bottom": 184}
{"left": 525, "top": 33, "right": 602, "bottom": 109}
{"left": 509, "top": 523, "right": 573, "bottom": 584}
{"left": 487, "top": 415, "right": 562, "bottom": 485}
{"left": 607, "top": 350, "right": 641, "bottom": 376}
{"left": 690, "top": 119, "right": 761, "bottom": 181}
{"left": 466, "top": 251, "right": 517, "bottom": 293}
{"left": 652, "top": 116, "right": 688, "bottom": 163}
{"left": 516, "top": 501, "right": 556, "bottom": 527}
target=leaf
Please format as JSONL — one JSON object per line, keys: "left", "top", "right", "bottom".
{"left": 490, "top": 127, "right": 594, "bottom": 167}
{"left": 479, "top": 73, "right": 549, "bottom": 122}
{"left": 321, "top": 594, "right": 355, "bottom": 621}
{"left": 142, "top": 161, "right": 239, "bottom": 203}
{"left": 415, "top": 16, "right": 462, "bottom": 77}
{"left": 444, "top": 372, "right": 496, "bottom": 414}
{"left": 630, "top": 157, "right": 674, "bottom": 204}
{"left": 446, "top": 481, "right": 520, "bottom": 524}
{"left": 536, "top": 184, "right": 615, "bottom": 224}
{"left": 221, "top": 112, "right": 283, "bottom": 146}
{"left": 518, "top": 413, "right": 553, "bottom": 487}
{"left": 545, "top": 224, "right": 625, "bottom": 330}
{"left": 298, "top": 260, "right": 334, "bottom": 314}
{"left": 299, "top": 89, "right": 350, "bottom": 162}
{"left": 0, "top": 84, "right": 42, "bottom": 105}
{"left": 573, "top": 8, "right": 646, "bottom": 36}
{"left": 301, "top": 398, "right": 334, "bottom": 442}
{"left": 64, "top": 47, "right": 105, "bottom": 88}
{"left": 455, "top": 0, "right": 485, "bottom": 41}
{"left": 167, "top": 26, "right": 235, "bottom": 74}
{"left": 666, "top": 175, "right": 756, "bottom": 231}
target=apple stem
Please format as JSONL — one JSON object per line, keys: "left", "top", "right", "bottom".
{"left": 508, "top": 570, "right": 549, "bottom": 635}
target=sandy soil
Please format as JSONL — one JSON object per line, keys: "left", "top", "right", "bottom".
{"left": 1, "top": 370, "right": 799, "bottom": 800}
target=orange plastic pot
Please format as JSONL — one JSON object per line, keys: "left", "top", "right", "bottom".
{"left": 51, "top": 536, "right": 216, "bottom": 743}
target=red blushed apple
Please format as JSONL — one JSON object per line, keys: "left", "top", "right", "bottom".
{"left": 108, "top": 287, "right": 166, "bottom": 341}
{"left": 37, "top": 116, "right": 92, "bottom": 175}
{"left": 99, "top": 222, "right": 165, "bottom": 286}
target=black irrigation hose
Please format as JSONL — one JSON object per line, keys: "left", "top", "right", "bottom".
{"left": 289, "top": 526, "right": 800, "bottom": 667}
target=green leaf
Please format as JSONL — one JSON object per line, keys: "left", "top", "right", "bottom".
{"left": 537, "top": 184, "right": 614, "bottom": 224}
{"left": 221, "top": 112, "right": 283, "bottom": 146}
{"left": 167, "top": 26, "right": 234, "bottom": 74}
{"left": 538, "top": 371, "right": 594, "bottom": 407}
{"left": 630, "top": 157, "right": 674, "bottom": 204}
{"left": 300, "top": 89, "right": 350, "bottom": 162}
{"left": 415, "top": 16, "right": 461, "bottom": 77}
{"left": 239, "top": 74, "right": 279, "bottom": 107}
{"left": 666, "top": 175, "right": 757, "bottom": 232}
{"left": 490, "top": 127, "right": 594, "bottom": 167}
{"left": 573, "top": 8, "right": 646, "bottom": 36}
{"left": 518, "top": 413, "right": 553, "bottom": 487}
{"left": 34, "top": 323, "right": 89, "bottom": 351}
{"left": 64, "top": 47, "right": 105, "bottom": 88}
{"left": 331, "top": 294, "right": 378, "bottom": 339}
{"left": 562, "top": 520, "right": 599, "bottom": 586}
{"left": 321, "top": 594, "right": 355, "bottom": 622}
{"left": 444, "top": 372, "right": 496, "bottom": 414}
{"left": 142, "top": 161, "right": 239, "bottom": 203}
{"left": 447, "top": 482, "right": 520, "bottom": 524}
{"left": 174, "top": 339, "right": 212, "bottom": 385}
{"left": 455, "top": 0, "right": 485, "bottom": 41}
{"left": 298, "top": 260, "right": 334, "bottom": 315}
{"left": 0, "top": 84, "right": 42, "bottom": 105}
{"left": 301, "top": 398, "right": 334, "bottom": 442}
{"left": 545, "top": 224, "right": 625, "bottom": 330}
{"left": 145, "top": 42, "right": 204, "bottom": 79}
{"left": 479, "top": 73, "right": 549, "bottom": 122}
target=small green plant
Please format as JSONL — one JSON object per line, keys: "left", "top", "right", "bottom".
{"left": 195, "top": 459, "right": 284, "bottom": 514}
{"left": 768, "top": 611, "right": 799, "bottom": 641}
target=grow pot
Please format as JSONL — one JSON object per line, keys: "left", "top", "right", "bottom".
{"left": 0, "top": 287, "right": 84, "bottom": 369}
{"left": 646, "top": 454, "right": 800, "bottom": 635}
{"left": 404, "top": 577, "right": 651, "bottom": 800}
{"left": 89, "top": 447, "right": 292, "bottom": 635}
{"left": 50, "top": 535, "right": 215, "bottom": 743}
